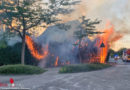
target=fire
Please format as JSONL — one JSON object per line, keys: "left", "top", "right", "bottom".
{"left": 25, "top": 35, "right": 48, "bottom": 60}
{"left": 66, "top": 61, "right": 70, "bottom": 65}
{"left": 54, "top": 56, "right": 59, "bottom": 67}
{"left": 96, "top": 25, "right": 114, "bottom": 63}
{"left": 96, "top": 23, "right": 123, "bottom": 63}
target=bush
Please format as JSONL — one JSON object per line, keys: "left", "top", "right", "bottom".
{"left": 0, "top": 40, "right": 7, "bottom": 48}
{"left": 59, "top": 63, "right": 111, "bottom": 73}
{"left": 0, "top": 64, "right": 46, "bottom": 75}
{"left": 0, "top": 42, "right": 39, "bottom": 66}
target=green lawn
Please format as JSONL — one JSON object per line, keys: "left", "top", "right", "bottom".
{"left": 0, "top": 64, "right": 46, "bottom": 75}
{"left": 59, "top": 63, "right": 112, "bottom": 73}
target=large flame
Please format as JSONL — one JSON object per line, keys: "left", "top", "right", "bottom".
{"left": 54, "top": 56, "right": 59, "bottom": 67}
{"left": 96, "top": 24, "right": 114, "bottom": 63}
{"left": 103, "top": 27, "right": 113, "bottom": 63}
{"left": 25, "top": 35, "right": 48, "bottom": 60}
{"left": 96, "top": 23, "right": 123, "bottom": 63}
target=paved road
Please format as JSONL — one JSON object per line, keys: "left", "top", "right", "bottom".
{"left": 109, "top": 58, "right": 130, "bottom": 65}
{"left": 1, "top": 64, "right": 130, "bottom": 90}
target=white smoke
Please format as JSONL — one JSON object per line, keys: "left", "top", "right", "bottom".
{"left": 84, "top": 0, "right": 130, "bottom": 51}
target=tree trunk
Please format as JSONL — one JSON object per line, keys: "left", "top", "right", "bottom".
{"left": 21, "top": 30, "right": 26, "bottom": 65}
{"left": 21, "top": 16, "right": 26, "bottom": 65}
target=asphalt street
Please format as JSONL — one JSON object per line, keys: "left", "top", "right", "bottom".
{"left": 0, "top": 59, "right": 130, "bottom": 90}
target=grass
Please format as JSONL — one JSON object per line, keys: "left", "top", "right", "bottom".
{"left": 0, "top": 64, "right": 46, "bottom": 75}
{"left": 59, "top": 63, "right": 112, "bottom": 73}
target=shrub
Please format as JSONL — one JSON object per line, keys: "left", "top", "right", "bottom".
{"left": 0, "top": 40, "right": 7, "bottom": 48}
{"left": 59, "top": 63, "right": 111, "bottom": 73}
{"left": 0, "top": 64, "right": 46, "bottom": 75}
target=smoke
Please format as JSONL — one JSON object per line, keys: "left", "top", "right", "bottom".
{"left": 58, "top": 0, "right": 88, "bottom": 22}
{"left": 58, "top": 0, "right": 130, "bottom": 49}
{"left": 70, "top": 0, "right": 130, "bottom": 35}
{"left": 86, "top": 0, "right": 130, "bottom": 32}
{"left": 81, "top": 0, "right": 130, "bottom": 50}
{"left": 37, "top": 21, "right": 80, "bottom": 67}
{"left": 40, "top": 0, "right": 130, "bottom": 41}
{"left": 37, "top": 0, "right": 130, "bottom": 67}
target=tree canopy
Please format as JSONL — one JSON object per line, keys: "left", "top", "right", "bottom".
{"left": 74, "top": 16, "right": 101, "bottom": 41}
{"left": 0, "top": 0, "right": 79, "bottom": 38}
{"left": 0, "top": 0, "right": 79, "bottom": 64}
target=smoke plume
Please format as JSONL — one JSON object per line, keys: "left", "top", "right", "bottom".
{"left": 71, "top": 0, "right": 130, "bottom": 50}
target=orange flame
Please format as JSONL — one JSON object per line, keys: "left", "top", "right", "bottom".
{"left": 96, "top": 22, "right": 123, "bottom": 63}
{"left": 54, "top": 56, "right": 59, "bottom": 67}
{"left": 98, "top": 25, "right": 114, "bottom": 63}
{"left": 66, "top": 61, "right": 70, "bottom": 65}
{"left": 25, "top": 35, "right": 48, "bottom": 60}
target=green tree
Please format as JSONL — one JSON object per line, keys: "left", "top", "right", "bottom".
{"left": 116, "top": 48, "right": 127, "bottom": 56}
{"left": 0, "top": 0, "right": 78, "bottom": 65}
{"left": 74, "top": 16, "right": 101, "bottom": 63}
{"left": 109, "top": 49, "right": 115, "bottom": 57}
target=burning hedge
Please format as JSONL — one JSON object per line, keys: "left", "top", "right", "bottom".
{"left": 25, "top": 21, "right": 123, "bottom": 67}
